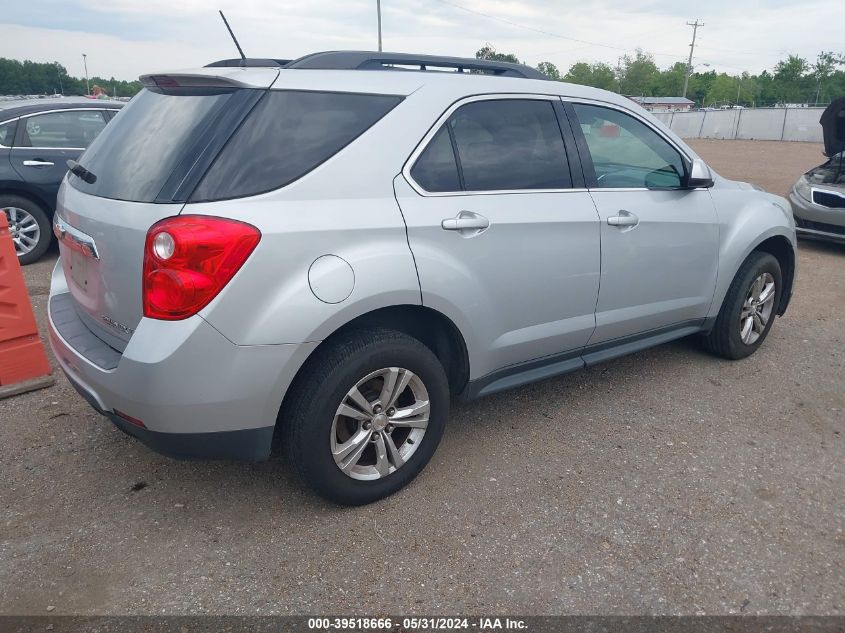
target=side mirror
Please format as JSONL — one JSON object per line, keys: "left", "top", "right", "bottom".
{"left": 687, "top": 158, "right": 715, "bottom": 188}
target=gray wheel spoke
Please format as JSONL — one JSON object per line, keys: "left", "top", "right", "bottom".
{"left": 337, "top": 403, "right": 371, "bottom": 421}
{"left": 378, "top": 367, "right": 400, "bottom": 408}
{"left": 346, "top": 386, "right": 373, "bottom": 415}
{"left": 752, "top": 313, "right": 765, "bottom": 333}
{"left": 382, "top": 431, "right": 404, "bottom": 469}
{"left": 752, "top": 276, "right": 764, "bottom": 301}
{"left": 759, "top": 282, "right": 775, "bottom": 305}
{"left": 335, "top": 428, "right": 371, "bottom": 471}
{"left": 389, "top": 400, "right": 430, "bottom": 429}
{"left": 740, "top": 316, "right": 754, "bottom": 343}
{"left": 373, "top": 433, "right": 391, "bottom": 476}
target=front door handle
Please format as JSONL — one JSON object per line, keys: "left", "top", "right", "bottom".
{"left": 23, "top": 159, "right": 55, "bottom": 167}
{"left": 607, "top": 210, "right": 639, "bottom": 227}
{"left": 441, "top": 211, "right": 490, "bottom": 235}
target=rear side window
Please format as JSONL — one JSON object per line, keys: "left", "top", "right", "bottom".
{"left": 69, "top": 88, "right": 236, "bottom": 202}
{"left": 0, "top": 119, "right": 16, "bottom": 146}
{"left": 20, "top": 110, "right": 107, "bottom": 149}
{"left": 190, "top": 90, "right": 403, "bottom": 201}
{"left": 410, "top": 126, "right": 461, "bottom": 192}
{"left": 411, "top": 99, "right": 571, "bottom": 193}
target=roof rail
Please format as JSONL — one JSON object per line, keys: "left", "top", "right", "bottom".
{"left": 205, "top": 58, "right": 292, "bottom": 68}
{"left": 285, "top": 51, "right": 548, "bottom": 80}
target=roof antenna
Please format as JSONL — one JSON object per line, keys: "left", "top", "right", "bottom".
{"left": 218, "top": 10, "right": 247, "bottom": 63}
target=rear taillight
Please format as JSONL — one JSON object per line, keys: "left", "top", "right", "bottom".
{"left": 143, "top": 216, "right": 260, "bottom": 320}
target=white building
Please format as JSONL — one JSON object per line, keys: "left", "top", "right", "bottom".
{"left": 629, "top": 96, "right": 695, "bottom": 113}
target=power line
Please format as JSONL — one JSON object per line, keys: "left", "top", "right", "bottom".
{"left": 429, "top": 0, "right": 684, "bottom": 59}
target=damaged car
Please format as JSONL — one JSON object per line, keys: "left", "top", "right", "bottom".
{"left": 790, "top": 96, "right": 845, "bottom": 243}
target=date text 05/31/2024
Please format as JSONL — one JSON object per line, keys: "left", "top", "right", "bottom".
{"left": 307, "top": 617, "right": 529, "bottom": 630}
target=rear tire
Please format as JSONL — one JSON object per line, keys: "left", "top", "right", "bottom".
{"left": 282, "top": 328, "right": 450, "bottom": 505}
{"left": 1, "top": 195, "right": 52, "bottom": 265}
{"left": 703, "top": 251, "right": 781, "bottom": 360}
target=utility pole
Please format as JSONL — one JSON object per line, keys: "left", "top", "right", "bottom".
{"left": 682, "top": 20, "right": 703, "bottom": 99}
{"left": 376, "top": 0, "right": 383, "bottom": 52}
{"left": 82, "top": 53, "right": 89, "bottom": 96}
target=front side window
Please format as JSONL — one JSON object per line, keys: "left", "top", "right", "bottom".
{"left": 19, "top": 110, "right": 107, "bottom": 149}
{"left": 572, "top": 103, "right": 686, "bottom": 189}
{"left": 411, "top": 99, "right": 571, "bottom": 193}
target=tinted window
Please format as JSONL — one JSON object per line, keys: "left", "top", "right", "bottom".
{"left": 69, "top": 89, "right": 235, "bottom": 202}
{"left": 410, "top": 125, "right": 460, "bottom": 192}
{"left": 191, "top": 90, "right": 403, "bottom": 201}
{"left": 573, "top": 103, "right": 686, "bottom": 189}
{"left": 20, "top": 110, "right": 106, "bottom": 149}
{"left": 449, "top": 100, "right": 570, "bottom": 191}
{"left": 0, "top": 119, "right": 16, "bottom": 146}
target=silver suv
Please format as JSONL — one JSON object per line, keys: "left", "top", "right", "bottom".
{"left": 48, "top": 52, "right": 796, "bottom": 504}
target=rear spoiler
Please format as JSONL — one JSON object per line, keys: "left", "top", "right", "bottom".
{"left": 139, "top": 70, "right": 279, "bottom": 91}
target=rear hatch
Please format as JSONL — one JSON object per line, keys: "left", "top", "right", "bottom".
{"left": 56, "top": 68, "right": 278, "bottom": 350}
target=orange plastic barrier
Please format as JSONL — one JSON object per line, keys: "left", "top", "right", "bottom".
{"left": 0, "top": 212, "right": 52, "bottom": 394}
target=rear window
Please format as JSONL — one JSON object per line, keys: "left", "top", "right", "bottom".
{"left": 69, "top": 88, "right": 236, "bottom": 202}
{"left": 189, "top": 90, "right": 403, "bottom": 202}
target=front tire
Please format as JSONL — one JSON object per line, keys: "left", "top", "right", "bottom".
{"left": 282, "top": 328, "right": 450, "bottom": 505}
{"left": 1, "top": 195, "right": 52, "bottom": 265}
{"left": 703, "top": 251, "right": 782, "bottom": 360}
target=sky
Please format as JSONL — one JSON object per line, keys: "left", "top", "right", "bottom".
{"left": 0, "top": 0, "right": 841, "bottom": 82}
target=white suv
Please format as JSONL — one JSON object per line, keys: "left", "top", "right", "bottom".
{"left": 48, "top": 52, "right": 796, "bottom": 504}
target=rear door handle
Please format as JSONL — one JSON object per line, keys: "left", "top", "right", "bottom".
{"left": 607, "top": 210, "right": 639, "bottom": 227}
{"left": 23, "top": 160, "right": 55, "bottom": 167}
{"left": 441, "top": 211, "right": 490, "bottom": 234}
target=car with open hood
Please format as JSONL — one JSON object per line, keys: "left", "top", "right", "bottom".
{"left": 789, "top": 96, "right": 845, "bottom": 243}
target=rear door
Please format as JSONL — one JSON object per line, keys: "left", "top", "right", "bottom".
{"left": 55, "top": 76, "right": 275, "bottom": 349}
{"left": 565, "top": 101, "right": 719, "bottom": 345}
{"left": 394, "top": 95, "right": 601, "bottom": 379}
{"left": 10, "top": 109, "right": 108, "bottom": 207}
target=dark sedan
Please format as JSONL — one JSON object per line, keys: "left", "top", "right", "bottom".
{"left": 0, "top": 98, "right": 123, "bottom": 264}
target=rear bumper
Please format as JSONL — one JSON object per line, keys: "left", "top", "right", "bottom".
{"left": 48, "top": 259, "right": 318, "bottom": 461}
{"left": 63, "top": 369, "right": 274, "bottom": 460}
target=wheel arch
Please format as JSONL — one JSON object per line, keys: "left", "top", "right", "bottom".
{"left": 751, "top": 234, "right": 795, "bottom": 315}
{"left": 0, "top": 183, "right": 53, "bottom": 213}
{"left": 276, "top": 304, "right": 471, "bottom": 434}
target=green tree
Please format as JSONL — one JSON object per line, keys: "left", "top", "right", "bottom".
{"left": 812, "top": 51, "right": 843, "bottom": 104}
{"left": 563, "top": 61, "right": 616, "bottom": 91}
{"left": 475, "top": 45, "right": 520, "bottom": 64}
{"left": 536, "top": 61, "right": 560, "bottom": 81}
{"left": 618, "top": 49, "right": 659, "bottom": 96}
{"left": 773, "top": 55, "right": 809, "bottom": 103}
{"left": 652, "top": 61, "right": 687, "bottom": 98}
{"left": 0, "top": 57, "right": 142, "bottom": 97}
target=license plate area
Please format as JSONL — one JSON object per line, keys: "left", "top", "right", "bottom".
{"left": 69, "top": 249, "right": 90, "bottom": 293}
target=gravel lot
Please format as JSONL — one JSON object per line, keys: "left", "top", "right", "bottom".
{"left": 1, "top": 140, "right": 842, "bottom": 616}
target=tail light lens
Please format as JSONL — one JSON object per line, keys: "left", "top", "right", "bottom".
{"left": 143, "top": 215, "right": 260, "bottom": 320}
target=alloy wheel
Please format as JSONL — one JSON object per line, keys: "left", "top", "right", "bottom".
{"left": 330, "top": 367, "right": 430, "bottom": 481}
{"left": 739, "top": 272, "right": 776, "bottom": 345}
{"left": 3, "top": 206, "right": 41, "bottom": 257}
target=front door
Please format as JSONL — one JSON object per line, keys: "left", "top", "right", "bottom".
{"left": 566, "top": 101, "right": 720, "bottom": 345}
{"left": 394, "top": 96, "right": 601, "bottom": 380}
